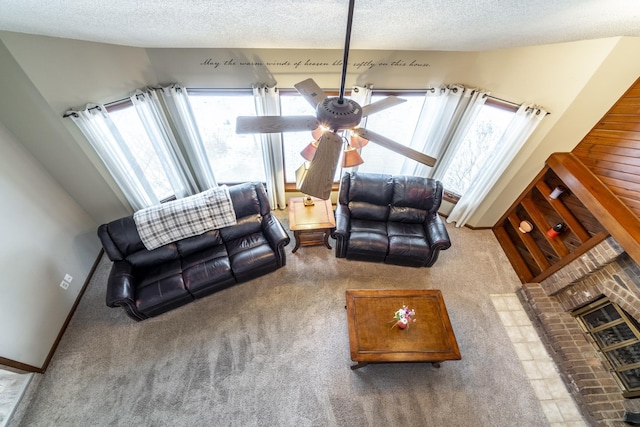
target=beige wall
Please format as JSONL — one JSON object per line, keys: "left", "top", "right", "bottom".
{"left": 1, "top": 32, "right": 638, "bottom": 229}
{"left": 0, "top": 120, "right": 99, "bottom": 368}
{"left": 474, "top": 37, "right": 640, "bottom": 226}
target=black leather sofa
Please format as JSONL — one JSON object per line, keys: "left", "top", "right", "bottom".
{"left": 333, "top": 172, "right": 451, "bottom": 267}
{"left": 97, "top": 182, "right": 290, "bottom": 321}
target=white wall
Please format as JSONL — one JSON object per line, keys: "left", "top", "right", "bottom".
{"left": 0, "top": 122, "right": 99, "bottom": 368}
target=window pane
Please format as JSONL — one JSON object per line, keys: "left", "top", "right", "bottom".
{"left": 620, "top": 368, "right": 640, "bottom": 389}
{"left": 608, "top": 342, "right": 640, "bottom": 368}
{"left": 358, "top": 94, "right": 425, "bottom": 175}
{"left": 109, "top": 105, "right": 174, "bottom": 201}
{"left": 583, "top": 304, "right": 621, "bottom": 329}
{"left": 594, "top": 323, "right": 636, "bottom": 348}
{"left": 280, "top": 94, "right": 316, "bottom": 183}
{"left": 440, "top": 105, "right": 514, "bottom": 195}
{"left": 189, "top": 93, "right": 266, "bottom": 184}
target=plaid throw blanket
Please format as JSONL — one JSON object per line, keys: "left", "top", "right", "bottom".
{"left": 133, "top": 186, "right": 237, "bottom": 250}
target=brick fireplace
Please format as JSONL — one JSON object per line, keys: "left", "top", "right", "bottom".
{"left": 519, "top": 237, "right": 640, "bottom": 426}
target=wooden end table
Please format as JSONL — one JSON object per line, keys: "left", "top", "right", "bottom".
{"left": 345, "top": 289, "right": 461, "bottom": 370}
{"left": 288, "top": 197, "right": 336, "bottom": 253}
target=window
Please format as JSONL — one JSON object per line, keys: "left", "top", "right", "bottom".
{"left": 279, "top": 92, "right": 317, "bottom": 183}
{"left": 188, "top": 90, "right": 266, "bottom": 184}
{"left": 76, "top": 85, "right": 525, "bottom": 211}
{"left": 440, "top": 102, "right": 515, "bottom": 196}
{"left": 358, "top": 93, "right": 426, "bottom": 175}
{"left": 575, "top": 298, "right": 640, "bottom": 397}
{"left": 107, "top": 102, "right": 175, "bottom": 201}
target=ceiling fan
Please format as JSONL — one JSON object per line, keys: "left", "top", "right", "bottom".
{"left": 236, "top": 0, "right": 436, "bottom": 200}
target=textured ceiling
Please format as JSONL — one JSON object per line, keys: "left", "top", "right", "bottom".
{"left": 0, "top": 0, "right": 639, "bottom": 51}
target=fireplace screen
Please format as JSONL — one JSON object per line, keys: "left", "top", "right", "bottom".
{"left": 575, "top": 298, "right": 640, "bottom": 397}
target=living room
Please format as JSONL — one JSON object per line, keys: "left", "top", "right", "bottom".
{"left": 1, "top": 1, "right": 640, "bottom": 426}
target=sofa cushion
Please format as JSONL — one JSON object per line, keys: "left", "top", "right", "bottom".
{"left": 105, "top": 216, "right": 146, "bottom": 259}
{"left": 348, "top": 173, "right": 393, "bottom": 206}
{"left": 135, "top": 260, "right": 193, "bottom": 316}
{"left": 388, "top": 206, "right": 427, "bottom": 223}
{"left": 392, "top": 175, "right": 440, "bottom": 213}
{"left": 350, "top": 218, "right": 388, "bottom": 235}
{"left": 386, "top": 222, "right": 431, "bottom": 267}
{"left": 181, "top": 246, "right": 235, "bottom": 298}
{"left": 349, "top": 201, "right": 389, "bottom": 221}
{"left": 346, "top": 219, "right": 389, "bottom": 263}
{"left": 126, "top": 243, "right": 180, "bottom": 269}
{"left": 176, "top": 230, "right": 224, "bottom": 258}
{"left": 226, "top": 232, "right": 278, "bottom": 282}
{"left": 228, "top": 182, "right": 262, "bottom": 217}
{"left": 219, "top": 214, "right": 262, "bottom": 242}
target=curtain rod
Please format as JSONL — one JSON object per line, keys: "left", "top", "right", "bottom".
{"left": 64, "top": 86, "right": 547, "bottom": 117}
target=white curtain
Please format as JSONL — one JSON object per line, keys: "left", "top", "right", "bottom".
{"left": 253, "top": 85, "right": 286, "bottom": 209}
{"left": 351, "top": 84, "right": 373, "bottom": 114}
{"left": 69, "top": 104, "right": 158, "bottom": 210}
{"left": 346, "top": 84, "right": 372, "bottom": 175}
{"left": 429, "top": 89, "right": 489, "bottom": 182}
{"left": 447, "top": 104, "right": 548, "bottom": 227}
{"left": 130, "top": 90, "right": 198, "bottom": 198}
{"left": 156, "top": 85, "right": 218, "bottom": 190}
{"left": 400, "top": 85, "right": 467, "bottom": 177}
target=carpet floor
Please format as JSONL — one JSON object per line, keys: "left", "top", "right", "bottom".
{"left": 14, "top": 213, "right": 550, "bottom": 426}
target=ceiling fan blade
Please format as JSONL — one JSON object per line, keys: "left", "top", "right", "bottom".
{"left": 236, "top": 115, "right": 318, "bottom": 134}
{"left": 294, "top": 78, "right": 328, "bottom": 109}
{"left": 299, "top": 132, "right": 343, "bottom": 200}
{"left": 361, "top": 96, "right": 407, "bottom": 118}
{"left": 356, "top": 128, "right": 436, "bottom": 167}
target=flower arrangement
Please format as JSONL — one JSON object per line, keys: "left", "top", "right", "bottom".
{"left": 392, "top": 305, "right": 416, "bottom": 329}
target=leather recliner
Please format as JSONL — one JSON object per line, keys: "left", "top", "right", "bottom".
{"left": 97, "top": 182, "right": 290, "bottom": 321}
{"left": 332, "top": 172, "right": 451, "bottom": 267}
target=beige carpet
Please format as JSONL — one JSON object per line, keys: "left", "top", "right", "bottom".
{"left": 13, "top": 212, "right": 550, "bottom": 426}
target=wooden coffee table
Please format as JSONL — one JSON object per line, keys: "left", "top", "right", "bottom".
{"left": 345, "top": 289, "right": 461, "bottom": 370}
{"left": 288, "top": 197, "right": 335, "bottom": 253}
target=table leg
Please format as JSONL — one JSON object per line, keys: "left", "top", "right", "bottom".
{"left": 323, "top": 229, "right": 332, "bottom": 249}
{"left": 292, "top": 231, "right": 301, "bottom": 253}
{"left": 350, "top": 362, "right": 368, "bottom": 370}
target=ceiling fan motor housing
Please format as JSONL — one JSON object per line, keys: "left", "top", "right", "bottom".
{"left": 317, "top": 97, "right": 363, "bottom": 130}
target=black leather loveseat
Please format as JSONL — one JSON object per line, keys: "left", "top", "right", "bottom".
{"left": 97, "top": 182, "right": 290, "bottom": 321}
{"left": 333, "top": 172, "right": 451, "bottom": 267}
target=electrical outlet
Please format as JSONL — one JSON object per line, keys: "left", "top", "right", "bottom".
{"left": 60, "top": 280, "right": 69, "bottom": 290}
{"left": 64, "top": 273, "right": 73, "bottom": 283}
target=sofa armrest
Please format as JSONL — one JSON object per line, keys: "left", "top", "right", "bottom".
{"left": 332, "top": 204, "right": 351, "bottom": 258}
{"left": 423, "top": 213, "right": 452, "bottom": 267}
{"left": 106, "top": 261, "right": 146, "bottom": 321}
{"left": 262, "top": 213, "right": 291, "bottom": 267}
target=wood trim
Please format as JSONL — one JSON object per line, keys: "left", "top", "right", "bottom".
{"left": 1, "top": 250, "right": 104, "bottom": 373}
{"left": 493, "top": 226, "right": 533, "bottom": 282}
{"left": 547, "top": 153, "right": 640, "bottom": 267}
{"left": 0, "top": 357, "right": 43, "bottom": 374}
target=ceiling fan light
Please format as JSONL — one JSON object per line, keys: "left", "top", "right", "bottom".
{"left": 341, "top": 146, "right": 364, "bottom": 168}
{"left": 300, "top": 140, "right": 319, "bottom": 161}
{"left": 312, "top": 127, "right": 324, "bottom": 140}
{"left": 350, "top": 133, "right": 369, "bottom": 148}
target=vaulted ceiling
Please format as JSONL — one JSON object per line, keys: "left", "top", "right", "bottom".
{"left": 1, "top": 0, "right": 639, "bottom": 51}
